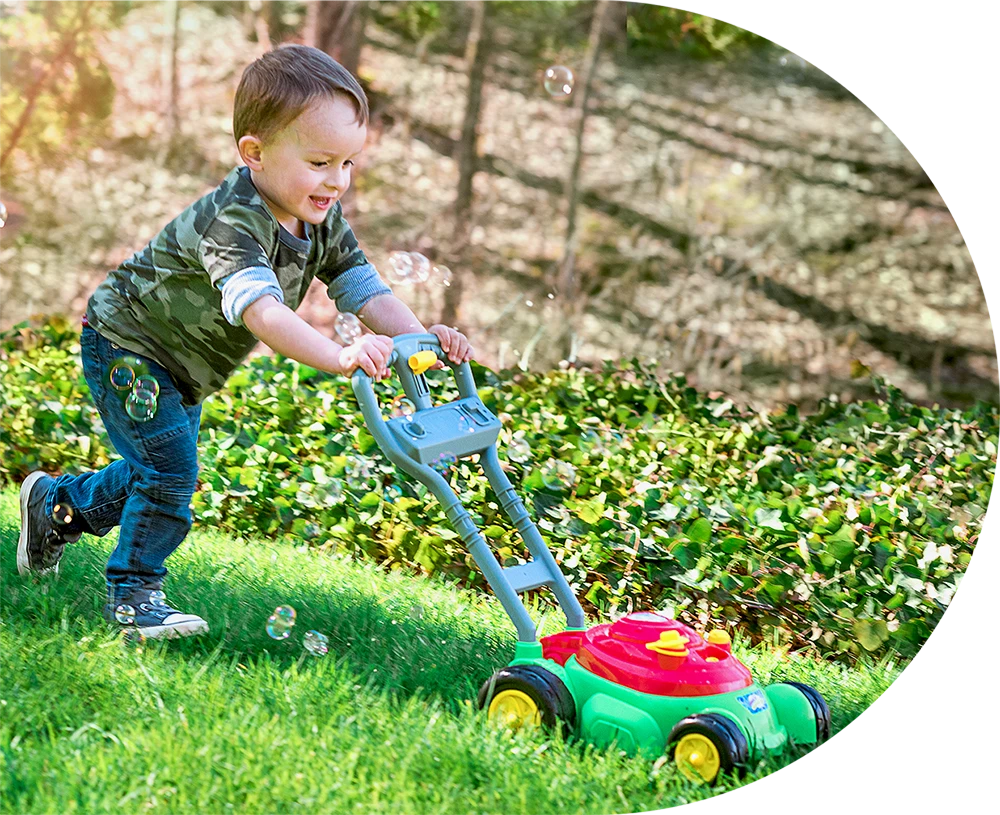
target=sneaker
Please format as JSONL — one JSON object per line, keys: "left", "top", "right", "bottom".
{"left": 18, "top": 471, "right": 81, "bottom": 575}
{"left": 104, "top": 585, "right": 209, "bottom": 639}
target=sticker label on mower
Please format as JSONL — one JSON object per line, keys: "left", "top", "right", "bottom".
{"left": 737, "top": 691, "right": 769, "bottom": 714}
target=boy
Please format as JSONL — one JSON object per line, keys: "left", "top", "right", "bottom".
{"left": 17, "top": 44, "right": 472, "bottom": 639}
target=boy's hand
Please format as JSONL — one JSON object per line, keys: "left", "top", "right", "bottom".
{"left": 337, "top": 334, "right": 394, "bottom": 379}
{"left": 428, "top": 324, "right": 473, "bottom": 366}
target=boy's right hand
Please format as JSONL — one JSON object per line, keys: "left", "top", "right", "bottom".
{"left": 336, "top": 334, "right": 394, "bottom": 380}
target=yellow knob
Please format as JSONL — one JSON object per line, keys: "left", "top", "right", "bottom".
{"left": 408, "top": 350, "right": 438, "bottom": 375}
{"left": 706, "top": 657, "right": 720, "bottom": 663}
{"left": 646, "top": 630, "right": 689, "bottom": 656}
{"left": 706, "top": 629, "right": 731, "bottom": 645}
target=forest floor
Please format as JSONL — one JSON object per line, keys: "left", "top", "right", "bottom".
{"left": 1, "top": 4, "right": 993, "bottom": 412}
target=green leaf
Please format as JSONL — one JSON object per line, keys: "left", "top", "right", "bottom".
{"left": 754, "top": 508, "right": 785, "bottom": 531}
{"left": 686, "top": 517, "right": 712, "bottom": 545}
{"left": 852, "top": 618, "right": 890, "bottom": 651}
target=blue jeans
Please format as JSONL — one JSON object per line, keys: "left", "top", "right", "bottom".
{"left": 48, "top": 326, "right": 201, "bottom": 601}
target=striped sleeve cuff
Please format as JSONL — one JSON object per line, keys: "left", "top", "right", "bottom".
{"left": 218, "top": 266, "right": 284, "bottom": 327}
{"left": 325, "top": 262, "right": 392, "bottom": 315}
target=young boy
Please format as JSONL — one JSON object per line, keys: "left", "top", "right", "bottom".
{"left": 17, "top": 44, "right": 473, "bottom": 639}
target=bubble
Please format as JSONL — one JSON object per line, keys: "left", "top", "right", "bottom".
{"left": 456, "top": 414, "right": 476, "bottom": 434}
{"left": 430, "top": 452, "right": 457, "bottom": 474}
{"left": 390, "top": 395, "right": 416, "bottom": 418}
{"left": 148, "top": 590, "right": 167, "bottom": 606}
{"left": 115, "top": 604, "right": 136, "bottom": 625}
{"left": 507, "top": 438, "right": 532, "bottom": 464}
{"left": 408, "top": 603, "right": 425, "bottom": 620}
{"left": 335, "top": 312, "right": 362, "bottom": 345}
{"left": 430, "top": 264, "right": 453, "bottom": 287}
{"left": 133, "top": 374, "right": 160, "bottom": 400}
{"left": 409, "top": 253, "right": 431, "bottom": 283}
{"left": 345, "top": 457, "right": 373, "bottom": 486}
{"left": 51, "top": 503, "right": 74, "bottom": 526}
{"left": 386, "top": 251, "right": 414, "bottom": 284}
{"left": 126, "top": 391, "right": 158, "bottom": 422}
{"left": 266, "top": 604, "right": 296, "bottom": 641}
{"left": 0, "top": 201, "right": 7, "bottom": 228}
{"left": 543, "top": 65, "right": 574, "bottom": 99}
{"left": 541, "top": 459, "right": 577, "bottom": 490}
{"left": 317, "top": 479, "right": 345, "bottom": 505}
{"left": 303, "top": 630, "right": 329, "bottom": 656}
{"left": 108, "top": 362, "right": 136, "bottom": 392}
{"left": 384, "top": 484, "right": 403, "bottom": 503}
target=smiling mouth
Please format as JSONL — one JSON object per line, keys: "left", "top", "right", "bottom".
{"left": 310, "top": 196, "right": 334, "bottom": 208}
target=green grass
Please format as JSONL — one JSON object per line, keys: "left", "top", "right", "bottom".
{"left": 0, "top": 487, "right": 901, "bottom": 814}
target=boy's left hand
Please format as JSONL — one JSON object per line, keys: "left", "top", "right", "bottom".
{"left": 428, "top": 324, "right": 474, "bottom": 366}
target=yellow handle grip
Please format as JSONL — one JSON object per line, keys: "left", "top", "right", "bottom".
{"left": 408, "top": 350, "right": 438, "bottom": 376}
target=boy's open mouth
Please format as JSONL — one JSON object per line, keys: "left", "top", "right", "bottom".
{"left": 310, "top": 196, "right": 333, "bottom": 209}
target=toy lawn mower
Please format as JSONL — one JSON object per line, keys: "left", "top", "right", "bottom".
{"left": 352, "top": 334, "right": 831, "bottom": 784}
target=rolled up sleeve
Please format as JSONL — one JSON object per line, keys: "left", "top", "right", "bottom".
{"left": 217, "top": 266, "right": 285, "bottom": 327}
{"left": 327, "top": 262, "right": 392, "bottom": 315}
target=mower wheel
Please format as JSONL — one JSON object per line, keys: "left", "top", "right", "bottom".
{"left": 778, "top": 681, "right": 831, "bottom": 743}
{"left": 667, "top": 713, "right": 750, "bottom": 784}
{"left": 478, "top": 665, "right": 576, "bottom": 734}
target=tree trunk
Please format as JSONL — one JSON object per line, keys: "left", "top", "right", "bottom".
{"left": 164, "top": 0, "right": 182, "bottom": 155}
{"left": 311, "top": 0, "right": 368, "bottom": 75}
{"left": 442, "top": 0, "right": 489, "bottom": 328}
{"left": 555, "top": 0, "right": 610, "bottom": 354}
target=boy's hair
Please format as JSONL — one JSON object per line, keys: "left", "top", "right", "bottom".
{"left": 233, "top": 44, "right": 369, "bottom": 146}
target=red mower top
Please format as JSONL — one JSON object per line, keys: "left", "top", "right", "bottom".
{"left": 540, "top": 612, "right": 753, "bottom": 697}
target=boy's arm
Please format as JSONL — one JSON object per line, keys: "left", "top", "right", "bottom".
{"left": 358, "top": 294, "right": 473, "bottom": 364}
{"left": 243, "top": 295, "right": 392, "bottom": 378}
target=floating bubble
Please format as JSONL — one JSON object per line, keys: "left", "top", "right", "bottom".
{"left": 430, "top": 452, "right": 457, "bottom": 474}
{"left": 266, "top": 604, "right": 296, "bottom": 641}
{"left": 335, "top": 312, "right": 362, "bottom": 345}
{"left": 541, "top": 459, "right": 577, "bottom": 490}
{"left": 456, "top": 414, "right": 476, "bottom": 434}
{"left": 386, "top": 251, "right": 414, "bottom": 284}
{"left": 317, "top": 479, "right": 345, "bottom": 505}
{"left": 303, "top": 630, "right": 329, "bottom": 656}
{"left": 430, "top": 264, "right": 453, "bottom": 287}
{"left": 115, "top": 604, "right": 136, "bottom": 625}
{"left": 507, "top": 438, "right": 532, "bottom": 464}
{"left": 408, "top": 603, "right": 425, "bottom": 620}
{"left": 345, "top": 457, "right": 373, "bottom": 485}
{"left": 779, "top": 52, "right": 807, "bottom": 72}
{"left": 51, "top": 503, "right": 74, "bottom": 526}
{"left": 409, "top": 253, "right": 431, "bottom": 283}
{"left": 543, "top": 65, "right": 574, "bottom": 99}
{"left": 390, "top": 395, "right": 416, "bottom": 418}
{"left": 108, "top": 362, "right": 136, "bottom": 392}
{"left": 148, "top": 590, "right": 167, "bottom": 606}
{"left": 126, "top": 391, "right": 158, "bottom": 422}
{"left": 133, "top": 374, "right": 160, "bottom": 400}
{"left": 0, "top": 201, "right": 7, "bottom": 228}
{"left": 274, "top": 605, "right": 296, "bottom": 623}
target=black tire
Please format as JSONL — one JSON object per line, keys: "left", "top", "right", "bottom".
{"left": 781, "top": 681, "right": 831, "bottom": 743}
{"left": 667, "top": 713, "right": 750, "bottom": 784}
{"left": 477, "top": 664, "right": 576, "bottom": 733}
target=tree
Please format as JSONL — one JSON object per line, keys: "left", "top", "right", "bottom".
{"left": 306, "top": 0, "right": 368, "bottom": 75}
{"left": 163, "top": 0, "right": 182, "bottom": 156}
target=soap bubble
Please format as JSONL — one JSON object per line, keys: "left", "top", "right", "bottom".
{"left": 115, "top": 604, "right": 136, "bottom": 625}
{"left": 430, "top": 452, "right": 457, "bottom": 474}
{"left": 507, "top": 438, "right": 532, "bottom": 464}
{"left": 543, "top": 65, "right": 574, "bottom": 99}
{"left": 0, "top": 201, "right": 7, "bottom": 228}
{"left": 148, "top": 590, "right": 167, "bottom": 606}
{"left": 51, "top": 503, "right": 74, "bottom": 526}
{"left": 266, "top": 604, "right": 296, "bottom": 640}
{"left": 317, "top": 479, "right": 345, "bottom": 505}
{"left": 408, "top": 603, "right": 425, "bottom": 620}
{"left": 126, "top": 391, "right": 158, "bottom": 422}
{"left": 303, "top": 630, "right": 329, "bottom": 656}
{"left": 335, "top": 312, "right": 362, "bottom": 345}
{"left": 108, "top": 361, "right": 136, "bottom": 392}
{"left": 345, "top": 457, "right": 373, "bottom": 486}
{"left": 409, "top": 253, "right": 431, "bottom": 283}
{"left": 430, "top": 264, "right": 453, "bottom": 287}
{"left": 133, "top": 374, "right": 160, "bottom": 400}
{"left": 541, "top": 459, "right": 576, "bottom": 490}
{"left": 390, "top": 395, "right": 416, "bottom": 418}
{"left": 386, "top": 251, "right": 414, "bottom": 284}
{"left": 457, "top": 414, "right": 476, "bottom": 434}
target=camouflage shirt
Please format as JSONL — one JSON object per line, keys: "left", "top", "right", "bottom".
{"left": 86, "top": 166, "right": 389, "bottom": 405}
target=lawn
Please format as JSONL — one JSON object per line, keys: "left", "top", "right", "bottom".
{"left": 0, "top": 487, "right": 900, "bottom": 814}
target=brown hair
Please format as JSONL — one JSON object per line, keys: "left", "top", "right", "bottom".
{"left": 233, "top": 44, "right": 369, "bottom": 145}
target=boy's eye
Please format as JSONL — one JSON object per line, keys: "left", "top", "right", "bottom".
{"left": 310, "top": 161, "right": 328, "bottom": 168}
{"left": 343, "top": 160, "right": 354, "bottom": 168}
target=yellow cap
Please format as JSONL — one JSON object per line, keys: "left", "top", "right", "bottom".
{"left": 408, "top": 350, "right": 438, "bottom": 376}
{"left": 646, "top": 630, "right": 689, "bottom": 657}
{"left": 706, "top": 629, "right": 731, "bottom": 645}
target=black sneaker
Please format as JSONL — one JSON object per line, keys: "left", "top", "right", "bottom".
{"left": 104, "top": 585, "right": 209, "bottom": 639}
{"left": 17, "top": 471, "right": 81, "bottom": 575}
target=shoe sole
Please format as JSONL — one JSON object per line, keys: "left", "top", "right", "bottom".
{"left": 133, "top": 619, "right": 210, "bottom": 639}
{"left": 17, "top": 471, "right": 55, "bottom": 576}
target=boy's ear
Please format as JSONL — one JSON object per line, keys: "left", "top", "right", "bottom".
{"left": 238, "top": 135, "right": 265, "bottom": 170}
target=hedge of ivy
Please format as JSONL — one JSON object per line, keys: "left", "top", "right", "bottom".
{"left": 1, "top": 316, "right": 995, "bottom": 662}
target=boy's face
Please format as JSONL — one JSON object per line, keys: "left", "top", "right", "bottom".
{"left": 240, "top": 95, "right": 367, "bottom": 235}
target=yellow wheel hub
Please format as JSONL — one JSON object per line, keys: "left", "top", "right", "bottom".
{"left": 674, "top": 733, "right": 721, "bottom": 783}
{"left": 487, "top": 689, "right": 541, "bottom": 730}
